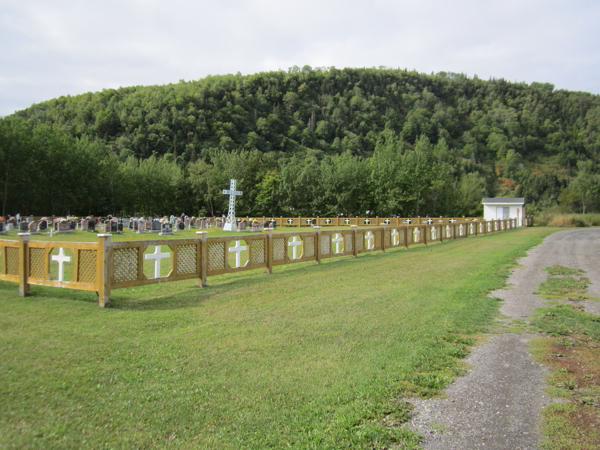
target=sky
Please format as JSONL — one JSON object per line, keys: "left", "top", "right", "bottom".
{"left": 1, "top": 0, "right": 599, "bottom": 117}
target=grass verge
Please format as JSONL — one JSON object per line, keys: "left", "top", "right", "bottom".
{"left": 0, "top": 227, "right": 558, "bottom": 449}
{"left": 530, "top": 266, "right": 600, "bottom": 450}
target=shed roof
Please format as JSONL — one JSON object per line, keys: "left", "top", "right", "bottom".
{"left": 482, "top": 198, "right": 525, "bottom": 204}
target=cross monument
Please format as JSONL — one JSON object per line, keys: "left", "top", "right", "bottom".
{"left": 223, "top": 179, "right": 243, "bottom": 231}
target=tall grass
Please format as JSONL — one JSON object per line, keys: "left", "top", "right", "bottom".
{"left": 535, "top": 212, "right": 600, "bottom": 227}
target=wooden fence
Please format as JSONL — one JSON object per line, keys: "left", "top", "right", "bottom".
{"left": 209, "top": 216, "right": 481, "bottom": 227}
{"left": 0, "top": 218, "right": 523, "bottom": 307}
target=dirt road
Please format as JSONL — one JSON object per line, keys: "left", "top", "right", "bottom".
{"left": 406, "top": 228, "right": 600, "bottom": 450}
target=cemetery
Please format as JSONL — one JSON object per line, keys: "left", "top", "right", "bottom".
{"left": 0, "top": 182, "right": 534, "bottom": 307}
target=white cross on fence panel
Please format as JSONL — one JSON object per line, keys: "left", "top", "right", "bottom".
{"left": 392, "top": 229, "right": 400, "bottom": 245}
{"left": 222, "top": 179, "right": 243, "bottom": 231}
{"left": 365, "top": 231, "right": 374, "bottom": 249}
{"left": 288, "top": 236, "right": 302, "bottom": 259}
{"left": 145, "top": 246, "right": 170, "bottom": 278}
{"left": 332, "top": 233, "right": 343, "bottom": 254}
{"left": 52, "top": 248, "right": 71, "bottom": 282}
{"left": 229, "top": 240, "right": 247, "bottom": 268}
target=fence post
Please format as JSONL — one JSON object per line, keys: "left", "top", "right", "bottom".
{"left": 196, "top": 231, "right": 208, "bottom": 287}
{"left": 351, "top": 225, "right": 358, "bottom": 257}
{"left": 18, "top": 233, "right": 30, "bottom": 297}
{"left": 264, "top": 229, "right": 273, "bottom": 273}
{"left": 97, "top": 234, "right": 112, "bottom": 307}
{"left": 314, "top": 226, "right": 321, "bottom": 264}
{"left": 403, "top": 226, "right": 408, "bottom": 249}
{"left": 380, "top": 227, "right": 386, "bottom": 252}
{"left": 423, "top": 225, "right": 428, "bottom": 246}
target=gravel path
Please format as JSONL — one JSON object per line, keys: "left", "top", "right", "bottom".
{"left": 405, "top": 228, "right": 600, "bottom": 450}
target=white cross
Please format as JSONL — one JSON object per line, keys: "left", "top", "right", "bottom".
{"left": 332, "top": 233, "right": 343, "bottom": 254}
{"left": 344, "top": 219, "right": 350, "bottom": 225}
{"left": 229, "top": 240, "right": 247, "bottom": 268}
{"left": 364, "top": 219, "right": 371, "bottom": 225}
{"left": 52, "top": 248, "right": 71, "bottom": 282}
{"left": 306, "top": 218, "right": 312, "bottom": 224}
{"left": 431, "top": 226, "right": 437, "bottom": 240}
{"left": 384, "top": 219, "right": 391, "bottom": 225}
{"left": 222, "top": 179, "right": 243, "bottom": 231}
{"left": 392, "top": 229, "right": 400, "bottom": 245}
{"left": 145, "top": 246, "right": 170, "bottom": 278}
{"left": 459, "top": 224, "right": 464, "bottom": 236}
{"left": 365, "top": 231, "right": 374, "bottom": 249}
{"left": 288, "top": 236, "right": 302, "bottom": 259}
{"left": 446, "top": 225, "right": 451, "bottom": 237}
{"left": 325, "top": 219, "right": 331, "bottom": 224}
{"left": 287, "top": 219, "right": 293, "bottom": 224}
{"left": 414, "top": 227, "right": 420, "bottom": 241}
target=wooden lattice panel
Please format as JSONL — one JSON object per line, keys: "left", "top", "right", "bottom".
{"left": 113, "top": 248, "right": 138, "bottom": 283}
{"left": 78, "top": 250, "right": 97, "bottom": 283}
{"left": 374, "top": 230, "right": 382, "bottom": 248}
{"left": 177, "top": 244, "right": 197, "bottom": 274}
{"left": 272, "top": 238, "right": 285, "bottom": 261}
{"left": 304, "top": 236, "right": 315, "bottom": 257}
{"left": 320, "top": 234, "right": 331, "bottom": 255}
{"left": 355, "top": 232, "right": 364, "bottom": 251}
{"left": 344, "top": 233, "right": 353, "bottom": 253}
{"left": 5, "top": 247, "right": 19, "bottom": 275}
{"left": 250, "top": 240, "right": 265, "bottom": 265}
{"left": 208, "top": 242, "right": 225, "bottom": 271}
{"left": 29, "top": 248, "right": 45, "bottom": 278}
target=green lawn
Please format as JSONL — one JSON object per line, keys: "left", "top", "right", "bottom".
{"left": 0, "top": 227, "right": 559, "bottom": 449}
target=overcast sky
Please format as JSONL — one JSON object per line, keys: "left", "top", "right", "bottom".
{"left": 1, "top": 0, "right": 599, "bottom": 117}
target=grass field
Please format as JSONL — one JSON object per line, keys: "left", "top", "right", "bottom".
{"left": 0, "top": 227, "right": 559, "bottom": 449}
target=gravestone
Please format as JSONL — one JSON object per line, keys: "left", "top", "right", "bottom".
{"left": 136, "top": 221, "right": 145, "bottom": 234}
{"left": 170, "top": 215, "right": 177, "bottom": 225}
{"left": 151, "top": 221, "right": 161, "bottom": 232}
{"left": 160, "top": 223, "right": 173, "bottom": 235}
{"left": 28, "top": 221, "right": 39, "bottom": 234}
{"left": 55, "top": 221, "right": 72, "bottom": 233}
{"left": 19, "top": 222, "right": 29, "bottom": 232}
{"left": 176, "top": 222, "right": 185, "bottom": 231}
{"left": 38, "top": 220, "right": 48, "bottom": 231}
{"left": 216, "top": 218, "right": 224, "bottom": 228}
{"left": 70, "top": 221, "right": 77, "bottom": 230}
{"left": 122, "top": 218, "right": 130, "bottom": 228}
{"left": 252, "top": 221, "right": 260, "bottom": 232}
{"left": 184, "top": 218, "right": 190, "bottom": 227}
{"left": 195, "top": 219, "right": 203, "bottom": 227}
{"left": 103, "top": 223, "right": 111, "bottom": 233}
{"left": 0, "top": 222, "right": 5, "bottom": 233}
{"left": 238, "top": 220, "right": 246, "bottom": 231}
{"left": 8, "top": 218, "right": 17, "bottom": 226}
{"left": 6, "top": 223, "right": 13, "bottom": 231}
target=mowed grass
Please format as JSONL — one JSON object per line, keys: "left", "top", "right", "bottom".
{"left": 0, "top": 227, "right": 558, "bottom": 449}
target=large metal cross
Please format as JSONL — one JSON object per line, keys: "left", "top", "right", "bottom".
{"left": 222, "top": 179, "right": 243, "bottom": 231}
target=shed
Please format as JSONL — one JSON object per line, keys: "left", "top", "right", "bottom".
{"left": 482, "top": 198, "right": 525, "bottom": 226}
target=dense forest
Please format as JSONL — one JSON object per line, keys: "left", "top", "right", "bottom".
{"left": 1, "top": 67, "right": 599, "bottom": 217}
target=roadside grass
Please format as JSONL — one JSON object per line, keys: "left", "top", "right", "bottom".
{"left": 534, "top": 212, "right": 600, "bottom": 227}
{"left": 535, "top": 266, "right": 591, "bottom": 301}
{"left": 0, "top": 227, "right": 558, "bottom": 449}
{"left": 530, "top": 266, "right": 600, "bottom": 450}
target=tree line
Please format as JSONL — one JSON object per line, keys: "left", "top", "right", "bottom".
{"left": 1, "top": 67, "right": 599, "bottom": 216}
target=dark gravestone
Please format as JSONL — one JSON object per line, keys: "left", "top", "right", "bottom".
{"left": 152, "top": 221, "right": 161, "bottom": 232}
{"left": 19, "top": 222, "right": 29, "bottom": 232}
{"left": 161, "top": 223, "right": 173, "bottom": 235}
{"left": 38, "top": 220, "right": 47, "bottom": 231}
{"left": 0, "top": 222, "right": 5, "bottom": 233}
{"left": 177, "top": 222, "right": 185, "bottom": 231}
{"left": 117, "top": 223, "right": 124, "bottom": 232}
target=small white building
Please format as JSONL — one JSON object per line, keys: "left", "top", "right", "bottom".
{"left": 482, "top": 198, "right": 525, "bottom": 226}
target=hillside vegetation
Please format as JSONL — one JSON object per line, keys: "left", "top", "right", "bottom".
{"left": 1, "top": 67, "right": 599, "bottom": 217}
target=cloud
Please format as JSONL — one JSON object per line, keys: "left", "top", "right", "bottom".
{"left": 1, "top": 0, "right": 599, "bottom": 116}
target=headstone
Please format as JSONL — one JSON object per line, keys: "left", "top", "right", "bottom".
{"left": 216, "top": 218, "right": 224, "bottom": 229}
{"left": 8, "top": 218, "right": 17, "bottom": 226}
{"left": 145, "top": 221, "right": 153, "bottom": 232}
{"left": 170, "top": 215, "right": 177, "bottom": 225}
{"left": 195, "top": 219, "right": 203, "bottom": 228}
{"left": 104, "top": 223, "right": 111, "bottom": 233}
{"left": 38, "top": 220, "right": 48, "bottom": 231}
{"left": 136, "top": 221, "right": 145, "bottom": 234}
{"left": 184, "top": 218, "right": 190, "bottom": 227}
{"left": 238, "top": 220, "right": 246, "bottom": 231}
{"left": 160, "top": 223, "right": 173, "bottom": 235}
{"left": 6, "top": 223, "right": 13, "bottom": 231}
{"left": 113, "top": 222, "right": 120, "bottom": 233}
{"left": 70, "top": 221, "right": 77, "bottom": 230}
{"left": 19, "top": 222, "right": 29, "bottom": 232}
{"left": 122, "top": 218, "right": 130, "bottom": 228}
{"left": 176, "top": 222, "right": 185, "bottom": 231}
{"left": 28, "top": 221, "right": 38, "bottom": 234}
{"left": 56, "top": 222, "right": 72, "bottom": 232}
{"left": 252, "top": 221, "right": 260, "bottom": 232}
{"left": 151, "top": 221, "right": 161, "bottom": 232}
{"left": 0, "top": 222, "right": 5, "bottom": 233}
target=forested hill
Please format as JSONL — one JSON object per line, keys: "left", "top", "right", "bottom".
{"left": 2, "top": 67, "right": 599, "bottom": 217}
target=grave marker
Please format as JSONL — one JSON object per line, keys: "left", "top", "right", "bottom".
{"left": 222, "top": 179, "right": 243, "bottom": 231}
{"left": 52, "top": 248, "right": 71, "bottom": 282}
{"left": 145, "top": 246, "right": 170, "bottom": 278}
{"left": 229, "top": 240, "right": 247, "bottom": 268}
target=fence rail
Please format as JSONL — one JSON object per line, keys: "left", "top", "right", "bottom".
{"left": 0, "top": 218, "right": 527, "bottom": 307}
